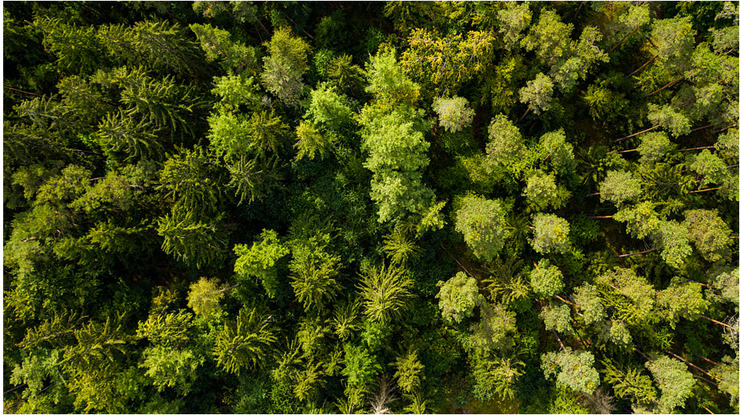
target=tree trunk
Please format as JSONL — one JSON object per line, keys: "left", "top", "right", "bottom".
{"left": 689, "top": 187, "right": 722, "bottom": 194}
{"left": 689, "top": 124, "right": 714, "bottom": 134}
{"left": 610, "top": 25, "right": 641, "bottom": 53}
{"left": 645, "top": 76, "right": 685, "bottom": 97}
{"left": 700, "top": 314, "right": 734, "bottom": 329}
{"left": 612, "top": 125, "right": 659, "bottom": 143}
{"left": 666, "top": 350, "right": 715, "bottom": 379}
{"left": 516, "top": 107, "right": 531, "bottom": 123}
{"left": 555, "top": 295, "right": 576, "bottom": 306}
{"left": 585, "top": 215, "right": 613, "bottom": 219}
{"left": 572, "top": 2, "right": 586, "bottom": 22}
{"left": 627, "top": 54, "right": 658, "bottom": 78}
{"left": 551, "top": 329, "right": 566, "bottom": 351}
{"left": 677, "top": 145, "right": 715, "bottom": 152}
{"left": 617, "top": 247, "right": 658, "bottom": 258}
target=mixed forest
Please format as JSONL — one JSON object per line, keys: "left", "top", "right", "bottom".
{"left": 3, "top": 1, "right": 740, "bottom": 414}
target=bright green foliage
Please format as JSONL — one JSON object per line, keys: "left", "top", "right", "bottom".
{"left": 645, "top": 356, "right": 696, "bottom": 413}
{"left": 139, "top": 346, "right": 203, "bottom": 394}
{"left": 233, "top": 229, "right": 289, "bottom": 299}
{"left": 261, "top": 27, "right": 310, "bottom": 106}
{"left": 331, "top": 298, "right": 362, "bottom": 341}
{"left": 63, "top": 314, "right": 132, "bottom": 371}
{"left": 497, "top": 2, "right": 532, "bottom": 49}
{"left": 357, "top": 262, "right": 413, "bottom": 323}
{"left": 159, "top": 145, "right": 222, "bottom": 217}
{"left": 604, "top": 320, "right": 633, "bottom": 346}
{"left": 455, "top": 195, "right": 509, "bottom": 262}
{"left": 158, "top": 211, "right": 226, "bottom": 269}
{"left": 637, "top": 132, "right": 672, "bottom": 164}
{"left": 359, "top": 104, "right": 437, "bottom": 224}
{"left": 611, "top": 4, "right": 651, "bottom": 47}
{"left": 530, "top": 213, "right": 571, "bottom": 254}
{"left": 540, "top": 302, "right": 574, "bottom": 335}
{"left": 436, "top": 271, "right": 483, "bottom": 324}
{"left": 9, "top": 349, "right": 68, "bottom": 413}
{"left": 599, "top": 170, "right": 642, "bottom": 207}
{"left": 305, "top": 85, "right": 352, "bottom": 130}
{"left": 689, "top": 149, "right": 728, "bottom": 186}
{"left": 187, "top": 278, "right": 226, "bottom": 319}
{"left": 613, "top": 201, "right": 661, "bottom": 240}
{"left": 472, "top": 355, "right": 525, "bottom": 402}
{"left": 401, "top": 28, "right": 495, "bottom": 95}
{"left": 35, "top": 17, "right": 106, "bottom": 74}
{"left": 651, "top": 16, "right": 696, "bottom": 73}
{"left": 655, "top": 220, "right": 693, "bottom": 268}
{"left": 519, "top": 73, "right": 554, "bottom": 115}
{"left": 327, "top": 54, "right": 365, "bottom": 95}
{"left": 540, "top": 129, "right": 575, "bottom": 175}
{"left": 137, "top": 309, "right": 194, "bottom": 348}
{"left": 542, "top": 348, "right": 600, "bottom": 394}
{"left": 550, "top": 27, "right": 609, "bottom": 93}
{"left": 683, "top": 209, "right": 732, "bottom": 262}
{"left": 392, "top": 348, "right": 425, "bottom": 394}
{"left": 288, "top": 236, "right": 341, "bottom": 312}
{"left": 711, "top": 356, "right": 739, "bottom": 408}
{"left": 341, "top": 343, "right": 382, "bottom": 388}
{"left": 647, "top": 104, "right": 692, "bottom": 137}
{"left": 210, "top": 72, "right": 262, "bottom": 111}
{"left": 432, "top": 96, "right": 475, "bottom": 133}
{"left": 213, "top": 307, "right": 278, "bottom": 374}
{"left": 365, "top": 48, "right": 420, "bottom": 106}
{"left": 521, "top": 9, "right": 573, "bottom": 67}
{"left": 190, "top": 23, "right": 259, "bottom": 73}
{"left": 531, "top": 259, "right": 564, "bottom": 298}
{"left": 486, "top": 114, "right": 528, "bottom": 168}
{"left": 709, "top": 267, "right": 739, "bottom": 307}
{"left": 602, "top": 359, "right": 658, "bottom": 406}
{"left": 382, "top": 226, "right": 421, "bottom": 267}
{"left": 595, "top": 268, "right": 656, "bottom": 317}
{"left": 573, "top": 283, "right": 605, "bottom": 325}
{"left": 469, "top": 302, "right": 517, "bottom": 353}
{"left": 295, "top": 121, "right": 334, "bottom": 161}
{"left": 657, "top": 279, "right": 707, "bottom": 327}
{"left": 523, "top": 170, "right": 568, "bottom": 210}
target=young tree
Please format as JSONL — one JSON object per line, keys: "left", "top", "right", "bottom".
{"left": 595, "top": 268, "right": 656, "bottom": 324}
{"left": 158, "top": 211, "right": 227, "bottom": 270}
{"left": 647, "top": 104, "right": 692, "bottom": 137}
{"left": 392, "top": 348, "right": 425, "bottom": 394}
{"left": 469, "top": 302, "right": 517, "bottom": 353}
{"left": 530, "top": 213, "right": 571, "bottom": 255}
{"left": 233, "top": 229, "right": 289, "bottom": 299}
{"left": 542, "top": 348, "right": 601, "bottom": 394}
{"left": 645, "top": 356, "right": 696, "bottom": 413}
{"left": 261, "top": 27, "right": 310, "bottom": 107}
{"left": 432, "top": 96, "right": 475, "bottom": 133}
{"left": 519, "top": 73, "right": 555, "bottom": 116}
{"left": 530, "top": 259, "right": 564, "bottom": 298}
{"left": 540, "top": 302, "right": 574, "bottom": 335}
{"left": 654, "top": 220, "right": 693, "bottom": 269}
{"left": 523, "top": 170, "right": 568, "bottom": 210}
{"left": 186, "top": 277, "right": 226, "bottom": 319}
{"left": 357, "top": 262, "right": 413, "bottom": 323}
{"left": 486, "top": 114, "right": 528, "bottom": 168}
{"left": 436, "top": 271, "right": 483, "bottom": 324}
{"left": 455, "top": 195, "right": 509, "bottom": 262}
{"left": 602, "top": 359, "right": 658, "bottom": 408}
{"left": 139, "top": 346, "right": 203, "bottom": 394}
{"left": 573, "top": 283, "right": 605, "bottom": 325}
{"left": 213, "top": 307, "right": 278, "bottom": 374}
{"left": 539, "top": 129, "right": 575, "bottom": 175}
{"left": 497, "top": 2, "right": 532, "bottom": 50}
{"left": 637, "top": 132, "right": 672, "bottom": 164}
{"left": 613, "top": 201, "right": 661, "bottom": 240}
{"left": 521, "top": 8, "right": 573, "bottom": 67}
{"left": 657, "top": 279, "right": 707, "bottom": 328}
{"left": 599, "top": 170, "right": 642, "bottom": 207}
{"left": 471, "top": 355, "right": 525, "bottom": 402}
{"left": 683, "top": 209, "right": 733, "bottom": 262}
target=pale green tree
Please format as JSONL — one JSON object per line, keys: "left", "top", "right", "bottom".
{"left": 531, "top": 259, "right": 564, "bottom": 298}
{"left": 542, "top": 347, "right": 600, "bottom": 394}
{"left": 436, "top": 271, "right": 483, "bottom": 324}
{"left": 455, "top": 195, "right": 509, "bottom": 262}
{"left": 645, "top": 356, "right": 696, "bottom": 413}
{"left": 213, "top": 307, "right": 277, "bottom": 374}
{"left": 357, "top": 262, "right": 413, "bottom": 323}
{"left": 530, "top": 213, "right": 571, "bottom": 254}
{"left": 599, "top": 170, "right": 642, "bottom": 207}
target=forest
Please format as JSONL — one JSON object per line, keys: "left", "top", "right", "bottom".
{"left": 2, "top": 1, "right": 739, "bottom": 414}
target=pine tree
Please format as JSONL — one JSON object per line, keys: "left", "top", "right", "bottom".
{"left": 213, "top": 307, "right": 278, "bottom": 374}
{"left": 357, "top": 262, "right": 413, "bottom": 323}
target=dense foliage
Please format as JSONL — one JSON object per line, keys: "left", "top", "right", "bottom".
{"left": 3, "top": 2, "right": 738, "bottom": 414}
